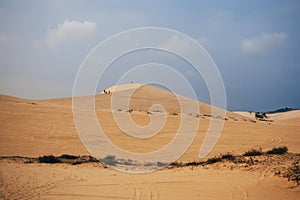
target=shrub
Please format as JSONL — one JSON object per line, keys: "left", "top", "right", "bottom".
{"left": 59, "top": 154, "right": 79, "bottom": 160}
{"left": 206, "top": 156, "right": 222, "bottom": 164}
{"left": 71, "top": 155, "right": 98, "bottom": 165}
{"left": 185, "top": 161, "right": 202, "bottom": 167}
{"left": 38, "top": 155, "right": 60, "bottom": 163}
{"left": 221, "top": 153, "right": 235, "bottom": 161}
{"left": 266, "top": 146, "right": 288, "bottom": 155}
{"left": 243, "top": 148, "right": 263, "bottom": 156}
{"left": 169, "top": 161, "right": 183, "bottom": 167}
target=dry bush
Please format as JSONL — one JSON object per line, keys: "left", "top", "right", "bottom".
{"left": 266, "top": 146, "right": 288, "bottom": 155}
{"left": 243, "top": 148, "right": 263, "bottom": 156}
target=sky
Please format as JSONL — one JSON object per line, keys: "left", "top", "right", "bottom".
{"left": 0, "top": 0, "right": 299, "bottom": 111}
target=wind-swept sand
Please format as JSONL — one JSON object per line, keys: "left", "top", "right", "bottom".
{"left": 235, "top": 110, "right": 300, "bottom": 121}
{"left": 0, "top": 84, "right": 299, "bottom": 199}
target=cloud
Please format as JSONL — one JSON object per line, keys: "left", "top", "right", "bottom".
{"left": 160, "top": 35, "right": 195, "bottom": 54}
{"left": 0, "top": 35, "right": 8, "bottom": 44}
{"left": 0, "top": 73, "right": 72, "bottom": 99}
{"left": 242, "top": 32, "right": 287, "bottom": 55}
{"left": 0, "top": 35, "right": 15, "bottom": 47}
{"left": 45, "top": 20, "right": 97, "bottom": 48}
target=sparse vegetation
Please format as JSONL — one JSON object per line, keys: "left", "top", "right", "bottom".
{"left": 243, "top": 148, "right": 263, "bottom": 156}
{"left": 36, "top": 155, "right": 98, "bottom": 165}
{"left": 38, "top": 155, "right": 60, "bottom": 163}
{"left": 221, "top": 153, "right": 236, "bottom": 161}
{"left": 3, "top": 146, "right": 300, "bottom": 185}
{"left": 266, "top": 146, "right": 288, "bottom": 155}
{"left": 169, "top": 161, "right": 183, "bottom": 167}
{"left": 59, "top": 154, "right": 79, "bottom": 160}
{"left": 185, "top": 161, "right": 202, "bottom": 167}
{"left": 206, "top": 156, "right": 222, "bottom": 164}
{"left": 3, "top": 146, "right": 297, "bottom": 186}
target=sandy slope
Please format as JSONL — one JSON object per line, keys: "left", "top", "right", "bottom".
{"left": 102, "top": 83, "right": 143, "bottom": 93}
{"left": 0, "top": 84, "right": 299, "bottom": 199}
{"left": 1, "top": 160, "right": 299, "bottom": 200}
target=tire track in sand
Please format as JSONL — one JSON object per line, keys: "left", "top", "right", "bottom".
{"left": 257, "top": 167, "right": 273, "bottom": 186}
{"left": 258, "top": 135, "right": 282, "bottom": 150}
{"left": 3, "top": 172, "right": 77, "bottom": 200}
{"left": 141, "top": 175, "right": 158, "bottom": 200}
{"left": 31, "top": 119, "right": 56, "bottom": 140}
{"left": 127, "top": 174, "right": 159, "bottom": 200}
{"left": 127, "top": 175, "right": 142, "bottom": 200}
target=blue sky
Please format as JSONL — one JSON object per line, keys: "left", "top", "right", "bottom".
{"left": 0, "top": 0, "right": 299, "bottom": 111}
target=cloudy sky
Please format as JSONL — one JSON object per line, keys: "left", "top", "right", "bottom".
{"left": 0, "top": 0, "right": 299, "bottom": 111}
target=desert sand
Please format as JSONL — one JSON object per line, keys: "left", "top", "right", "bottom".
{"left": 0, "top": 84, "right": 299, "bottom": 199}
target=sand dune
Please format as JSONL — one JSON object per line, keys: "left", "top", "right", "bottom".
{"left": 235, "top": 110, "right": 300, "bottom": 121}
{"left": 102, "top": 83, "right": 143, "bottom": 93}
{"left": 0, "top": 84, "right": 299, "bottom": 199}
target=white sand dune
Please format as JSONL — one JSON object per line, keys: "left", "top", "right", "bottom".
{"left": 101, "top": 83, "right": 143, "bottom": 93}
{"left": 235, "top": 110, "right": 300, "bottom": 122}
{"left": 268, "top": 110, "right": 300, "bottom": 121}
{"left": 0, "top": 84, "right": 299, "bottom": 199}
